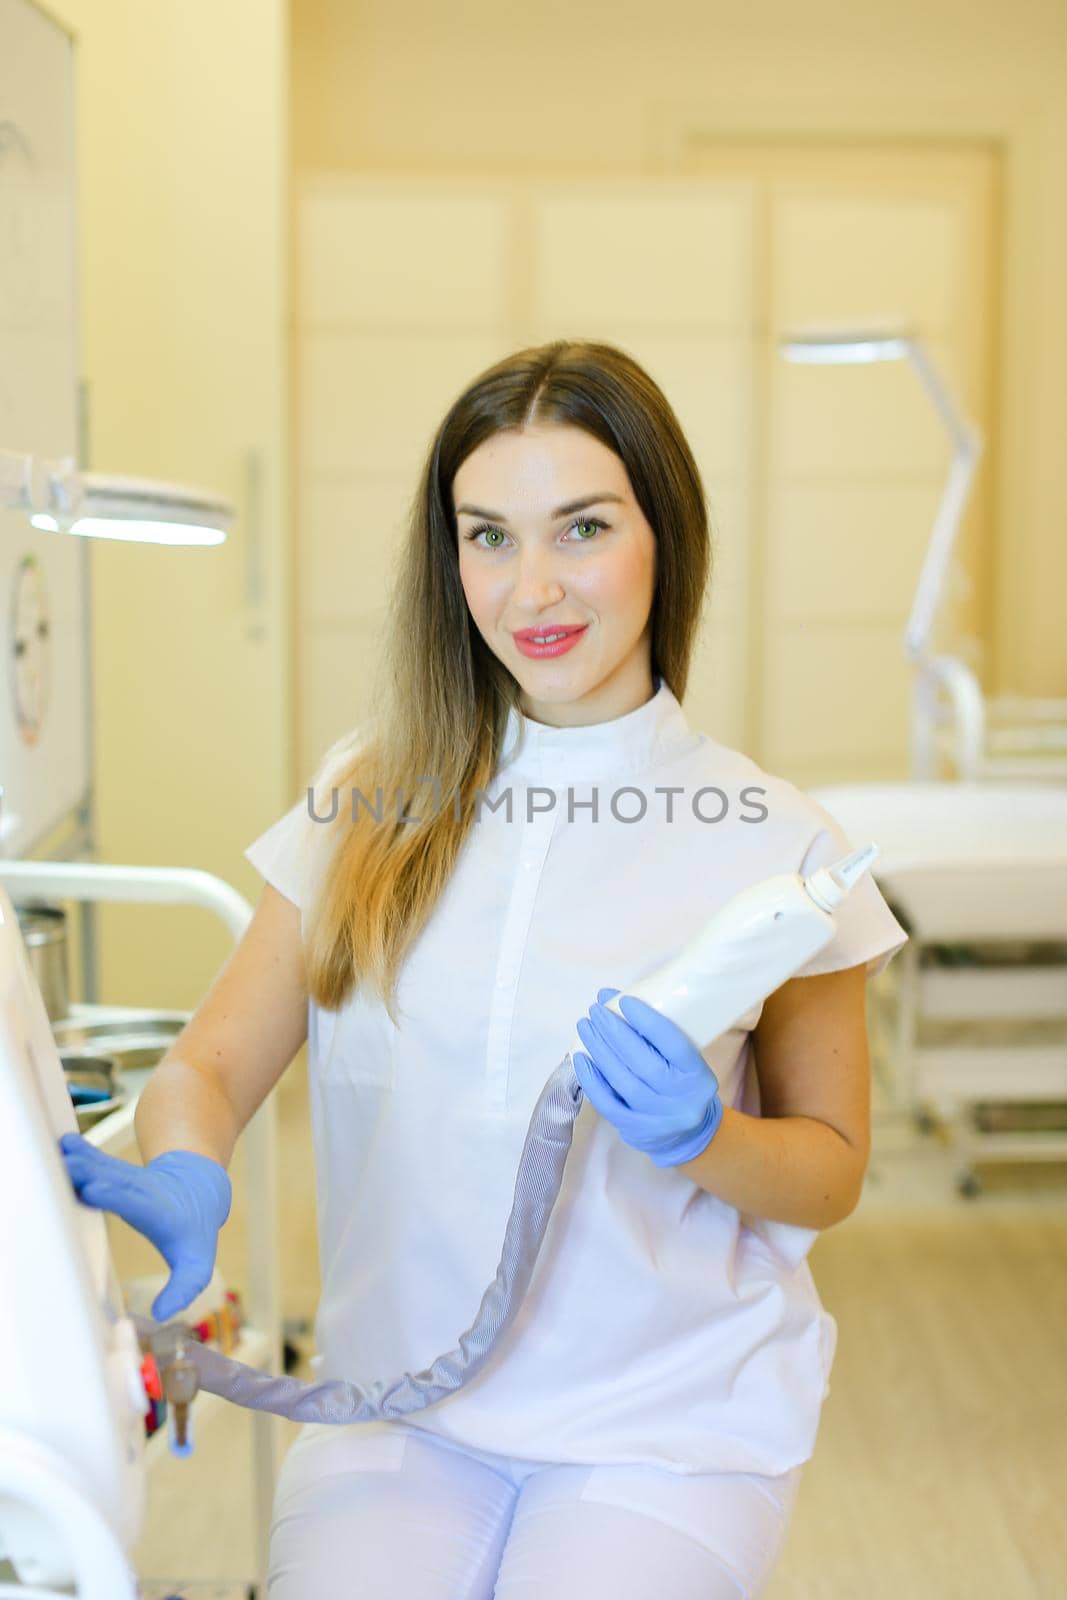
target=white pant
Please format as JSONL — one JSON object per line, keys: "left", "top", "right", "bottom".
{"left": 267, "top": 1420, "right": 803, "bottom": 1599}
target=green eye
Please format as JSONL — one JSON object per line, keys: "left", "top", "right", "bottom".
{"left": 570, "top": 516, "right": 607, "bottom": 540}
{"left": 463, "top": 514, "right": 607, "bottom": 549}
{"left": 464, "top": 524, "right": 507, "bottom": 548}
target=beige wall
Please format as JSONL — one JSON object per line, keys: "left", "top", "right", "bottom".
{"left": 291, "top": 0, "right": 1067, "bottom": 701}
{"left": 47, "top": 0, "right": 290, "bottom": 1009}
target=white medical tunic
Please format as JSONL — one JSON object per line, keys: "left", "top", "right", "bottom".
{"left": 245, "top": 681, "right": 908, "bottom": 1477}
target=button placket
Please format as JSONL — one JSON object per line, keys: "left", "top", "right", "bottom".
{"left": 484, "top": 799, "right": 557, "bottom": 1114}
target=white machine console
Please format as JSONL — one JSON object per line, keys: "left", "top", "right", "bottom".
{"left": 0, "top": 884, "right": 145, "bottom": 1595}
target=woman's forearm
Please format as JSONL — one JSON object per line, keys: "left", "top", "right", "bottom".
{"left": 673, "top": 1108, "right": 866, "bottom": 1229}
{"left": 134, "top": 1055, "right": 242, "bottom": 1169}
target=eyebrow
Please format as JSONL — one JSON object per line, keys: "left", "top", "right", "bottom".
{"left": 454, "top": 492, "right": 625, "bottom": 522}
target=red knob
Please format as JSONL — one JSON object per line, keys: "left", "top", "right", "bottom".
{"left": 140, "top": 1352, "right": 164, "bottom": 1401}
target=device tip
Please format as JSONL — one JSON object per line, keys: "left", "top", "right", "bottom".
{"left": 827, "top": 842, "right": 879, "bottom": 892}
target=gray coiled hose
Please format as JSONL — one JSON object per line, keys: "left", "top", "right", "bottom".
{"left": 132, "top": 1055, "right": 581, "bottom": 1423}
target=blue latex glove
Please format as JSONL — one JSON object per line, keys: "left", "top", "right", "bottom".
{"left": 573, "top": 986, "right": 724, "bottom": 1168}
{"left": 58, "top": 1132, "right": 232, "bottom": 1321}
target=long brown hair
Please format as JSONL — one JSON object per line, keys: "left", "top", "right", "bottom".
{"left": 304, "top": 339, "right": 712, "bottom": 1021}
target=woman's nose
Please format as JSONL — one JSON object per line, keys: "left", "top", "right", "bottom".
{"left": 511, "top": 549, "right": 565, "bottom": 607}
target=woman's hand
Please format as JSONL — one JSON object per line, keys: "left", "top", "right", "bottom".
{"left": 58, "top": 1133, "right": 232, "bottom": 1321}
{"left": 573, "top": 987, "right": 724, "bottom": 1168}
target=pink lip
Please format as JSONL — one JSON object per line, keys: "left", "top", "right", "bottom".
{"left": 513, "top": 624, "right": 589, "bottom": 660}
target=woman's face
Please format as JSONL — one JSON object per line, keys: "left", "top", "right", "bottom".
{"left": 454, "top": 424, "right": 657, "bottom": 726}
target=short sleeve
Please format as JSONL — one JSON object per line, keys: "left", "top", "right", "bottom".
{"left": 243, "top": 727, "right": 366, "bottom": 914}
{"left": 792, "top": 798, "right": 909, "bottom": 980}
{"left": 244, "top": 796, "right": 312, "bottom": 911}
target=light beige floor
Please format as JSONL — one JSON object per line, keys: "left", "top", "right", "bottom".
{"left": 131, "top": 997, "right": 1067, "bottom": 1598}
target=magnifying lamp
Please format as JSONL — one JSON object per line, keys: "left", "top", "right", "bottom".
{"left": 0, "top": 448, "right": 232, "bottom": 546}
{"left": 780, "top": 326, "right": 990, "bottom": 778}
{"left": 780, "top": 327, "right": 982, "bottom": 669}
{"left": 780, "top": 328, "right": 1067, "bottom": 779}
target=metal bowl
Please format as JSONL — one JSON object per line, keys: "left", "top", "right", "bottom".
{"left": 52, "top": 1012, "right": 188, "bottom": 1070}
{"left": 52, "top": 1010, "right": 189, "bottom": 1131}
{"left": 61, "top": 1050, "right": 128, "bottom": 1132}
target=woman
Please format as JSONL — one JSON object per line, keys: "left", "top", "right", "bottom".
{"left": 62, "top": 340, "right": 907, "bottom": 1598}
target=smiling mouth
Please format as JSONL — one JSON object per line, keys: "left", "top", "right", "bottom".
{"left": 513, "top": 626, "right": 587, "bottom": 643}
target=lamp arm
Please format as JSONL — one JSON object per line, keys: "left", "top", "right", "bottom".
{"left": 0, "top": 447, "right": 36, "bottom": 509}
{"left": 902, "top": 341, "right": 984, "bottom": 661}
{"left": 904, "top": 444, "right": 982, "bottom": 659}
{"left": 905, "top": 341, "right": 982, "bottom": 456}
{"left": 0, "top": 447, "right": 84, "bottom": 524}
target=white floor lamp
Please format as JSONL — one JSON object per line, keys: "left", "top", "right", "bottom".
{"left": 780, "top": 328, "right": 1067, "bottom": 782}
